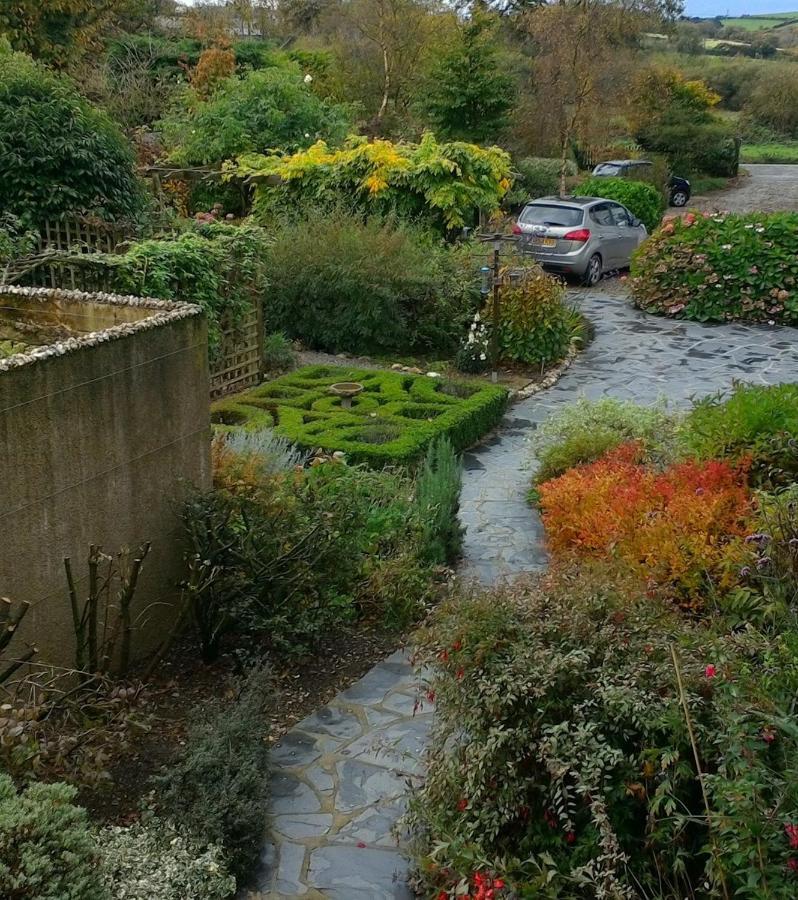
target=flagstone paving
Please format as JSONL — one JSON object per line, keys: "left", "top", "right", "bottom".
{"left": 246, "top": 287, "right": 798, "bottom": 897}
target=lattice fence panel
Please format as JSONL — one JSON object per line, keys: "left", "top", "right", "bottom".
{"left": 210, "top": 301, "right": 263, "bottom": 399}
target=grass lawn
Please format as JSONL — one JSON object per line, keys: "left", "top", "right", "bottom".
{"left": 741, "top": 142, "right": 798, "bottom": 164}
{"left": 212, "top": 365, "right": 508, "bottom": 466}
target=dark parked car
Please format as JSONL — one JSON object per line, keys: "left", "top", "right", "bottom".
{"left": 591, "top": 160, "right": 691, "bottom": 207}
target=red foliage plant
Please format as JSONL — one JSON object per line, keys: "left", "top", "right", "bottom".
{"left": 538, "top": 442, "right": 754, "bottom": 607}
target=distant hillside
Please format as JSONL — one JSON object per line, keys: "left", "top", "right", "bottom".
{"left": 717, "top": 13, "right": 798, "bottom": 31}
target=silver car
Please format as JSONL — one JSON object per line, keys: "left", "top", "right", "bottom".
{"left": 513, "top": 196, "right": 648, "bottom": 286}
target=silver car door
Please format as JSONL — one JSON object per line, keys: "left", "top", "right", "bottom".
{"left": 589, "top": 203, "right": 620, "bottom": 268}
{"left": 609, "top": 203, "right": 639, "bottom": 265}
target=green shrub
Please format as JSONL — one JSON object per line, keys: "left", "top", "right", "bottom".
{"left": 0, "top": 213, "right": 36, "bottom": 266}
{"left": 98, "top": 819, "right": 235, "bottom": 900}
{"left": 641, "top": 120, "right": 739, "bottom": 177}
{"left": 575, "top": 177, "right": 665, "bottom": 232}
{"left": 263, "top": 332, "right": 295, "bottom": 372}
{"left": 187, "top": 444, "right": 429, "bottom": 655}
{"left": 234, "top": 132, "right": 512, "bottom": 234}
{"left": 211, "top": 365, "right": 507, "bottom": 467}
{"left": 415, "top": 438, "right": 464, "bottom": 565}
{"left": 0, "top": 774, "right": 106, "bottom": 900}
{"left": 631, "top": 211, "right": 798, "bottom": 326}
{"left": 408, "top": 572, "right": 798, "bottom": 899}
{"left": 263, "top": 212, "right": 476, "bottom": 356}
{"left": 506, "top": 157, "right": 576, "bottom": 206}
{"left": 490, "top": 269, "right": 574, "bottom": 368}
{"left": 0, "top": 45, "right": 144, "bottom": 223}
{"left": 65, "top": 223, "right": 269, "bottom": 358}
{"left": 680, "top": 383, "right": 798, "bottom": 489}
{"left": 154, "top": 666, "right": 272, "bottom": 882}
{"left": 533, "top": 396, "right": 678, "bottom": 485}
{"left": 160, "top": 64, "right": 350, "bottom": 167}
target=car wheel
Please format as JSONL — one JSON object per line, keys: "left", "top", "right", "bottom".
{"left": 582, "top": 253, "right": 602, "bottom": 287}
{"left": 671, "top": 190, "right": 688, "bottom": 207}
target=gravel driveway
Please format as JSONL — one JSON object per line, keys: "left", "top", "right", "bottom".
{"left": 691, "top": 163, "right": 798, "bottom": 214}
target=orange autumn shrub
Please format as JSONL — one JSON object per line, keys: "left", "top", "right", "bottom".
{"left": 538, "top": 442, "right": 754, "bottom": 605}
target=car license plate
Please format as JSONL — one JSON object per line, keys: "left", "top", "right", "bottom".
{"left": 531, "top": 237, "right": 557, "bottom": 248}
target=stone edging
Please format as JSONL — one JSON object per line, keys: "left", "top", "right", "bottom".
{"left": 0, "top": 285, "right": 202, "bottom": 373}
{"left": 509, "top": 341, "right": 582, "bottom": 403}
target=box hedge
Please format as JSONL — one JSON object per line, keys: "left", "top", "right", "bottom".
{"left": 211, "top": 365, "right": 508, "bottom": 466}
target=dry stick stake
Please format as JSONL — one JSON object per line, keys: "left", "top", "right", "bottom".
{"left": 670, "top": 644, "right": 730, "bottom": 900}
{"left": 116, "top": 542, "right": 151, "bottom": 676}
{"left": 64, "top": 556, "right": 86, "bottom": 673}
{"left": 0, "top": 597, "right": 36, "bottom": 684}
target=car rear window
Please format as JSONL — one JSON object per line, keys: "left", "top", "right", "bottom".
{"left": 519, "top": 205, "right": 583, "bottom": 227}
{"left": 593, "top": 164, "right": 623, "bottom": 176}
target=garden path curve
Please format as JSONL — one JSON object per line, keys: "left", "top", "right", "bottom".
{"left": 246, "top": 287, "right": 798, "bottom": 898}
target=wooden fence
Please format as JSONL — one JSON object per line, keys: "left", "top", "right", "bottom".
{"left": 4, "top": 217, "right": 264, "bottom": 398}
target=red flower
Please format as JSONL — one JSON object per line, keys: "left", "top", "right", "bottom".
{"left": 456, "top": 668, "right": 465, "bottom": 680}
{"left": 452, "top": 640, "right": 462, "bottom": 651}
{"left": 438, "top": 650, "right": 449, "bottom": 662}
{"left": 356, "top": 841, "right": 367, "bottom": 848}
{"left": 704, "top": 664, "right": 716, "bottom": 678}
{"left": 426, "top": 689, "right": 435, "bottom": 703}
{"left": 565, "top": 831, "right": 576, "bottom": 844}
{"left": 494, "top": 878, "right": 506, "bottom": 889}
{"left": 789, "top": 858, "right": 798, "bottom": 873}
{"left": 786, "top": 823, "right": 798, "bottom": 849}
{"left": 457, "top": 797, "right": 468, "bottom": 812}
{"left": 437, "top": 893, "right": 448, "bottom": 900}
{"left": 762, "top": 727, "right": 776, "bottom": 744}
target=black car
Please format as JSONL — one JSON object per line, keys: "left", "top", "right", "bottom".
{"left": 592, "top": 160, "right": 691, "bottom": 208}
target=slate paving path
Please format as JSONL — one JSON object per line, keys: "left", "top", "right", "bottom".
{"left": 460, "top": 287, "right": 798, "bottom": 583}
{"left": 248, "top": 287, "right": 798, "bottom": 897}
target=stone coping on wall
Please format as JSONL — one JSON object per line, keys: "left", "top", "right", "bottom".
{"left": 0, "top": 285, "right": 203, "bottom": 374}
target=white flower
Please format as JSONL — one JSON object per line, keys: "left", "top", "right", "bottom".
{"left": 480, "top": 352, "right": 487, "bottom": 361}
{"left": 721, "top": 244, "right": 732, "bottom": 250}
{"left": 474, "top": 312, "right": 481, "bottom": 322}
{"left": 756, "top": 226, "right": 765, "bottom": 233}
{"left": 745, "top": 223, "right": 754, "bottom": 229}
{"left": 467, "top": 333, "right": 475, "bottom": 344}
{"left": 470, "top": 323, "right": 476, "bottom": 331}
{"left": 304, "top": 73, "right": 313, "bottom": 84}
{"left": 426, "top": 371, "right": 441, "bottom": 378}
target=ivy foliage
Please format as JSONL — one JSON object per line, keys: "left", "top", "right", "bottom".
{"left": 230, "top": 132, "right": 512, "bottom": 232}
{"left": 0, "top": 42, "right": 144, "bottom": 223}
{"left": 55, "top": 223, "right": 269, "bottom": 358}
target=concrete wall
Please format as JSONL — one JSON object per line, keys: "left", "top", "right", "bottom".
{"left": 0, "top": 288, "right": 211, "bottom": 669}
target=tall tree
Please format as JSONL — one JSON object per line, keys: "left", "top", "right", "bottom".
{"left": 0, "top": 0, "right": 158, "bottom": 67}
{"left": 419, "top": 9, "right": 513, "bottom": 143}
{"left": 519, "top": 1, "right": 643, "bottom": 191}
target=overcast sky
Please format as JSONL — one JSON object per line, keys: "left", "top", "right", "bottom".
{"left": 685, "top": 1, "right": 798, "bottom": 15}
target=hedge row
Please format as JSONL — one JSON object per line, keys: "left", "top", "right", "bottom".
{"left": 211, "top": 365, "right": 508, "bottom": 466}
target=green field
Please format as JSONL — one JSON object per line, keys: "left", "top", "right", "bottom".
{"left": 720, "top": 13, "right": 798, "bottom": 31}
{"left": 741, "top": 142, "right": 798, "bottom": 163}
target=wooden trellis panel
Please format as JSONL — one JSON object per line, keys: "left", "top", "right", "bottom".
{"left": 209, "top": 301, "right": 264, "bottom": 399}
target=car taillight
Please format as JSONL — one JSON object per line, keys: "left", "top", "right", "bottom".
{"left": 512, "top": 223, "right": 522, "bottom": 235}
{"left": 562, "top": 228, "right": 591, "bottom": 242}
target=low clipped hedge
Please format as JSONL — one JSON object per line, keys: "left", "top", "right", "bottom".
{"left": 211, "top": 365, "right": 507, "bottom": 466}
{"left": 631, "top": 211, "right": 798, "bottom": 324}
{"left": 576, "top": 177, "right": 665, "bottom": 232}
